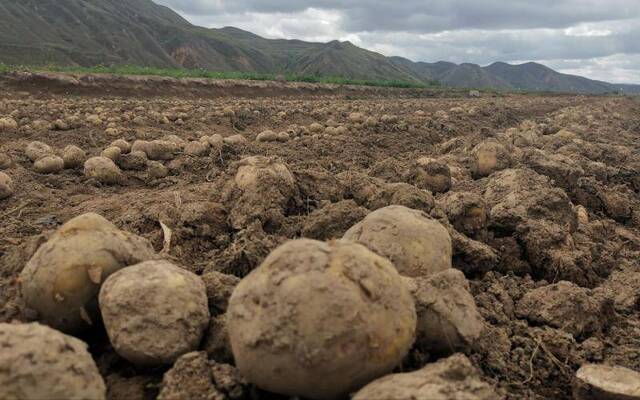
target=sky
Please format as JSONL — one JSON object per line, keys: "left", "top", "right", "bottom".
{"left": 154, "top": 0, "right": 640, "bottom": 83}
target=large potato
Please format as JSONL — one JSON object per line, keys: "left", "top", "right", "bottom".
{"left": 0, "top": 322, "right": 106, "bottom": 400}
{"left": 20, "top": 213, "right": 156, "bottom": 333}
{"left": 343, "top": 205, "right": 452, "bottom": 278}
{"left": 99, "top": 260, "right": 210, "bottom": 366}
{"left": 227, "top": 239, "right": 416, "bottom": 400}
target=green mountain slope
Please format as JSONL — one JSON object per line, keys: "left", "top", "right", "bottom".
{"left": 0, "top": 0, "right": 637, "bottom": 93}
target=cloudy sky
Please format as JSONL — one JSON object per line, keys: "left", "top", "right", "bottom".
{"left": 154, "top": 0, "right": 640, "bottom": 83}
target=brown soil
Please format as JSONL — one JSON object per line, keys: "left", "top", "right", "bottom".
{"left": 1, "top": 73, "right": 639, "bottom": 399}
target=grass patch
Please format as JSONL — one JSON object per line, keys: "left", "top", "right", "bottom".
{"left": 0, "top": 63, "right": 440, "bottom": 89}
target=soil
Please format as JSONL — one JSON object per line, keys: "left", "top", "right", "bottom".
{"left": 1, "top": 72, "right": 639, "bottom": 399}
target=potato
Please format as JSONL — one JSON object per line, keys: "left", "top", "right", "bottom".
{"left": 0, "top": 116, "right": 18, "bottom": 130}
{"left": 62, "top": 145, "right": 86, "bottom": 169}
{"left": 353, "top": 354, "right": 496, "bottom": 400}
{"left": 223, "top": 134, "right": 248, "bottom": 145}
{"left": 148, "top": 160, "right": 169, "bottom": 179}
{"left": 118, "top": 150, "right": 147, "bottom": 171}
{"left": 573, "top": 364, "right": 640, "bottom": 400}
{"left": 472, "top": 140, "right": 512, "bottom": 178}
{"left": 20, "top": 213, "right": 156, "bottom": 332}
{"left": 25, "top": 141, "right": 53, "bottom": 161}
{"left": 438, "top": 191, "right": 488, "bottom": 238}
{"left": 413, "top": 159, "right": 452, "bottom": 193}
{"left": 110, "top": 139, "right": 131, "bottom": 153}
{"left": 227, "top": 239, "right": 416, "bottom": 400}
{"left": 309, "top": 122, "right": 324, "bottom": 133}
{"left": 33, "top": 155, "right": 64, "bottom": 174}
{"left": 343, "top": 206, "right": 452, "bottom": 278}
{"left": 0, "top": 171, "right": 14, "bottom": 200}
{"left": 101, "top": 146, "right": 122, "bottom": 161}
{"left": 222, "top": 156, "right": 297, "bottom": 229}
{"left": 256, "top": 130, "right": 279, "bottom": 142}
{"left": 184, "top": 141, "right": 209, "bottom": 156}
{"left": 208, "top": 134, "right": 224, "bottom": 147}
{"left": 84, "top": 156, "right": 123, "bottom": 184}
{"left": 0, "top": 153, "right": 12, "bottom": 169}
{"left": 0, "top": 323, "right": 106, "bottom": 400}
{"left": 404, "top": 269, "right": 485, "bottom": 354}
{"left": 99, "top": 260, "right": 209, "bottom": 366}
{"left": 131, "top": 139, "right": 179, "bottom": 160}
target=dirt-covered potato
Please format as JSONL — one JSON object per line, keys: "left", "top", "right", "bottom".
{"left": 343, "top": 206, "right": 452, "bottom": 278}
{"left": 20, "top": 213, "right": 156, "bottom": 332}
{"left": 352, "top": 354, "right": 497, "bottom": 400}
{"left": 0, "top": 172, "right": 14, "bottom": 200}
{"left": 84, "top": 156, "right": 123, "bottom": 184}
{"left": 99, "top": 260, "right": 210, "bottom": 366}
{"left": 413, "top": 158, "right": 452, "bottom": 193}
{"left": 25, "top": 140, "right": 53, "bottom": 162}
{"left": 573, "top": 364, "right": 640, "bottom": 400}
{"left": 118, "top": 150, "right": 147, "bottom": 171}
{"left": 404, "top": 269, "right": 485, "bottom": 354}
{"left": 471, "top": 140, "right": 512, "bottom": 178}
{"left": 148, "top": 160, "right": 169, "bottom": 179}
{"left": 438, "top": 191, "right": 488, "bottom": 238}
{"left": 132, "top": 139, "right": 179, "bottom": 160}
{"left": 110, "top": 139, "right": 131, "bottom": 153}
{"left": 0, "top": 322, "right": 106, "bottom": 400}
{"left": 101, "top": 146, "right": 122, "bottom": 161}
{"left": 256, "top": 129, "right": 279, "bottom": 142}
{"left": 33, "top": 155, "right": 64, "bottom": 174}
{"left": 0, "top": 116, "right": 18, "bottom": 131}
{"left": 222, "top": 156, "right": 297, "bottom": 230}
{"left": 0, "top": 153, "right": 12, "bottom": 169}
{"left": 62, "top": 145, "right": 86, "bottom": 169}
{"left": 227, "top": 239, "right": 416, "bottom": 400}
{"left": 184, "top": 141, "right": 208, "bottom": 156}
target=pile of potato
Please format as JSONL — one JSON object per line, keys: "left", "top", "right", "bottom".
{"left": 3, "top": 200, "right": 489, "bottom": 399}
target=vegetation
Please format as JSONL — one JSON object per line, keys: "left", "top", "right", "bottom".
{"left": 0, "top": 63, "right": 437, "bottom": 89}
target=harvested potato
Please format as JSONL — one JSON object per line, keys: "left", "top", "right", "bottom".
{"left": 413, "top": 158, "right": 452, "bottom": 193}
{"left": 222, "top": 156, "right": 297, "bottom": 229}
{"left": 110, "top": 139, "right": 131, "bottom": 153}
{"left": 20, "top": 213, "right": 156, "bottom": 332}
{"left": 0, "top": 116, "right": 18, "bottom": 130}
{"left": 256, "top": 129, "right": 279, "bottom": 142}
{"left": 148, "top": 160, "right": 169, "bottom": 179}
{"left": 0, "top": 153, "right": 12, "bottom": 169}
{"left": 118, "top": 150, "right": 147, "bottom": 171}
{"left": 343, "top": 206, "right": 452, "bottom": 278}
{"left": 33, "top": 155, "right": 64, "bottom": 174}
{"left": 25, "top": 141, "right": 53, "bottom": 161}
{"left": 223, "top": 134, "right": 248, "bottom": 145}
{"left": 353, "top": 354, "right": 497, "bottom": 400}
{"left": 132, "top": 139, "right": 179, "bottom": 160}
{"left": 99, "top": 260, "right": 210, "bottom": 366}
{"left": 62, "top": 145, "right": 86, "bottom": 169}
{"left": 101, "top": 146, "right": 122, "bottom": 161}
{"left": 404, "top": 269, "right": 485, "bottom": 354}
{"left": 184, "top": 141, "right": 208, "bottom": 156}
{"left": 0, "top": 322, "right": 106, "bottom": 400}
{"left": 227, "top": 239, "right": 416, "bottom": 400}
{"left": 84, "top": 156, "right": 123, "bottom": 184}
{"left": 0, "top": 172, "right": 13, "bottom": 200}
{"left": 208, "top": 134, "right": 224, "bottom": 147}
{"left": 309, "top": 122, "right": 324, "bottom": 133}
{"left": 438, "top": 191, "right": 488, "bottom": 238}
{"left": 573, "top": 364, "right": 640, "bottom": 400}
{"left": 472, "top": 140, "right": 511, "bottom": 178}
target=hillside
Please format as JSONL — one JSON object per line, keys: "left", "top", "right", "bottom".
{"left": 0, "top": 0, "right": 638, "bottom": 93}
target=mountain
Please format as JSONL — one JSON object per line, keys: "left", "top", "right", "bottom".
{"left": 0, "top": 0, "right": 638, "bottom": 93}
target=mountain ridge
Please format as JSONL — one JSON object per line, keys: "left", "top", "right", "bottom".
{"left": 0, "top": 0, "right": 638, "bottom": 94}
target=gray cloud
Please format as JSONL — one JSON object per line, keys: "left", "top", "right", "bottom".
{"left": 153, "top": 0, "right": 640, "bottom": 83}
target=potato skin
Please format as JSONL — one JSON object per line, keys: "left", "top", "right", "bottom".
{"left": 99, "top": 260, "right": 210, "bottom": 366}
{"left": 0, "top": 322, "right": 106, "bottom": 400}
{"left": 0, "top": 171, "right": 13, "bottom": 200}
{"left": 227, "top": 239, "right": 416, "bottom": 400}
{"left": 19, "top": 213, "right": 156, "bottom": 333}
{"left": 343, "top": 205, "right": 452, "bottom": 278}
